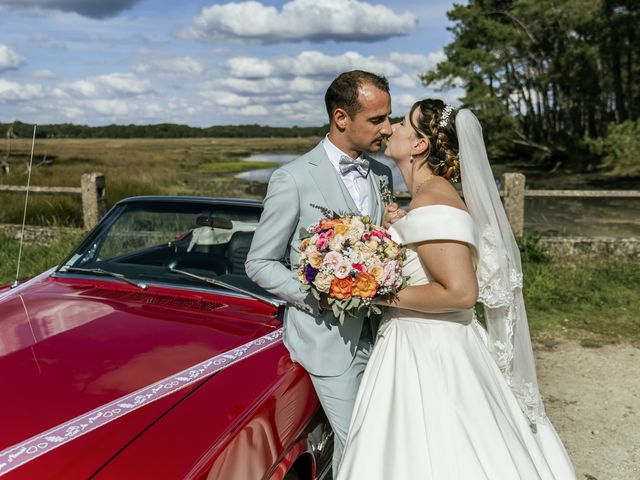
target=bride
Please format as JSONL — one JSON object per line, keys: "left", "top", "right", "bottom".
{"left": 336, "top": 100, "right": 576, "bottom": 479}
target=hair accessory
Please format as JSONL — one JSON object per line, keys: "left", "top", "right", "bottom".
{"left": 438, "top": 104, "right": 454, "bottom": 128}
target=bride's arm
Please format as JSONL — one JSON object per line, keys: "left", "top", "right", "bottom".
{"left": 380, "top": 239, "right": 478, "bottom": 313}
{"left": 378, "top": 182, "right": 478, "bottom": 313}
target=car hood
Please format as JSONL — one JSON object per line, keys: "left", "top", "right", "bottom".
{"left": 0, "top": 271, "right": 280, "bottom": 477}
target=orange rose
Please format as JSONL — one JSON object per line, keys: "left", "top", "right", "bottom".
{"left": 319, "top": 219, "right": 338, "bottom": 231}
{"left": 352, "top": 272, "right": 378, "bottom": 298}
{"left": 330, "top": 277, "right": 354, "bottom": 300}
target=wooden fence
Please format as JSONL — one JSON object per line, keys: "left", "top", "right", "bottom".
{"left": 398, "top": 172, "right": 640, "bottom": 237}
{"left": 1, "top": 171, "right": 638, "bottom": 256}
{"left": 498, "top": 173, "right": 640, "bottom": 237}
{"left": 0, "top": 172, "right": 106, "bottom": 230}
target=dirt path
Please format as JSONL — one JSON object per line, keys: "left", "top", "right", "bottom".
{"left": 535, "top": 341, "right": 640, "bottom": 480}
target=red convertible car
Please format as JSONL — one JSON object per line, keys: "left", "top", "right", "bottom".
{"left": 0, "top": 197, "right": 332, "bottom": 479}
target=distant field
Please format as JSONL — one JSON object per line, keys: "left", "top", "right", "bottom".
{"left": 0, "top": 137, "right": 319, "bottom": 227}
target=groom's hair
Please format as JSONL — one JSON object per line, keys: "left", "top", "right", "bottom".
{"left": 325, "top": 70, "right": 389, "bottom": 120}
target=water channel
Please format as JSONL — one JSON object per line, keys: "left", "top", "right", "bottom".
{"left": 236, "top": 153, "right": 640, "bottom": 238}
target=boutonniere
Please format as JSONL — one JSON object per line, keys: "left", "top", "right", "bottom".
{"left": 379, "top": 177, "right": 395, "bottom": 205}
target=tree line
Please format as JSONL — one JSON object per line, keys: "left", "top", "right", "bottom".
{"left": 1, "top": 121, "right": 328, "bottom": 139}
{"left": 422, "top": 0, "right": 639, "bottom": 174}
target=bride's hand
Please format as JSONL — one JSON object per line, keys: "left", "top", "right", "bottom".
{"left": 374, "top": 293, "right": 399, "bottom": 306}
{"left": 382, "top": 202, "right": 406, "bottom": 229}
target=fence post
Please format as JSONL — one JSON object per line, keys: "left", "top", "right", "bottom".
{"left": 81, "top": 172, "right": 107, "bottom": 229}
{"left": 501, "top": 172, "right": 525, "bottom": 237}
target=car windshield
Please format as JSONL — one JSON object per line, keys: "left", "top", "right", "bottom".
{"left": 58, "top": 200, "right": 270, "bottom": 297}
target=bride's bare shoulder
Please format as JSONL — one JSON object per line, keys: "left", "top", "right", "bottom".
{"left": 410, "top": 177, "right": 467, "bottom": 211}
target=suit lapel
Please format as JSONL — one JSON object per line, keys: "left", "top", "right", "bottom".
{"left": 366, "top": 161, "right": 382, "bottom": 224}
{"left": 308, "top": 144, "right": 359, "bottom": 216}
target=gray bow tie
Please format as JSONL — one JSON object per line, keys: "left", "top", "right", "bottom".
{"left": 339, "top": 155, "right": 370, "bottom": 177}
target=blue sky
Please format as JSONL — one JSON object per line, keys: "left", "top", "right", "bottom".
{"left": 0, "top": 0, "right": 463, "bottom": 127}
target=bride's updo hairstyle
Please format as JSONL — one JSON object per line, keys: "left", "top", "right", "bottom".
{"left": 409, "top": 99, "right": 460, "bottom": 181}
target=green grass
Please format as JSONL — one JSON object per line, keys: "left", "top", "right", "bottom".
{"left": 0, "top": 231, "right": 84, "bottom": 285}
{"left": 523, "top": 257, "right": 640, "bottom": 345}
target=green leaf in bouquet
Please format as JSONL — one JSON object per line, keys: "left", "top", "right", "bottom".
{"left": 332, "top": 302, "right": 341, "bottom": 318}
{"left": 339, "top": 310, "right": 346, "bottom": 325}
{"left": 298, "top": 227, "right": 312, "bottom": 240}
{"left": 370, "top": 304, "right": 383, "bottom": 315}
{"left": 310, "top": 288, "right": 321, "bottom": 301}
{"left": 300, "top": 284, "right": 311, "bottom": 291}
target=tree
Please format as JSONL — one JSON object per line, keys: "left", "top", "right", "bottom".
{"left": 422, "top": 0, "right": 640, "bottom": 168}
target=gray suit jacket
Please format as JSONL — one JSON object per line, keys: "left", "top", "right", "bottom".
{"left": 245, "top": 142, "right": 393, "bottom": 376}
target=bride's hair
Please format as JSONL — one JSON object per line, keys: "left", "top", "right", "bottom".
{"left": 409, "top": 99, "right": 460, "bottom": 181}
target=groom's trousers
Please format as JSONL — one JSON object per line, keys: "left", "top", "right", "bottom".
{"left": 309, "top": 321, "right": 374, "bottom": 479}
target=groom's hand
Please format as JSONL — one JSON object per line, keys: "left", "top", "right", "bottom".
{"left": 383, "top": 202, "right": 406, "bottom": 229}
{"left": 319, "top": 293, "right": 331, "bottom": 310}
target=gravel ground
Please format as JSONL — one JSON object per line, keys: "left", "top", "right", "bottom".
{"left": 536, "top": 341, "right": 640, "bottom": 480}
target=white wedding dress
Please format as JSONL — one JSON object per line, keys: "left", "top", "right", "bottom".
{"left": 337, "top": 205, "right": 575, "bottom": 480}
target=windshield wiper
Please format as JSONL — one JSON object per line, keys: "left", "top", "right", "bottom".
{"left": 60, "top": 266, "right": 148, "bottom": 290}
{"left": 169, "top": 267, "right": 280, "bottom": 308}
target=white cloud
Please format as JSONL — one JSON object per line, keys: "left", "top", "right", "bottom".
{"left": 225, "top": 50, "right": 401, "bottom": 83}
{"left": 0, "top": 44, "right": 26, "bottom": 72}
{"left": 98, "top": 73, "right": 151, "bottom": 95}
{"left": 389, "top": 51, "right": 446, "bottom": 71}
{"left": 60, "top": 73, "right": 151, "bottom": 98}
{"left": 66, "top": 79, "right": 99, "bottom": 97}
{"left": 178, "top": 0, "right": 417, "bottom": 44}
{"left": 32, "top": 69, "right": 55, "bottom": 78}
{"left": 134, "top": 54, "right": 204, "bottom": 76}
{"left": 227, "top": 57, "right": 274, "bottom": 78}
{"left": 393, "top": 74, "right": 418, "bottom": 89}
{"left": 0, "top": 79, "right": 44, "bottom": 101}
{"left": 237, "top": 105, "right": 269, "bottom": 116}
{"left": 392, "top": 93, "right": 420, "bottom": 113}
{"left": 272, "top": 100, "right": 320, "bottom": 123}
{"left": 209, "top": 92, "right": 250, "bottom": 108}
{"left": 84, "top": 99, "right": 130, "bottom": 116}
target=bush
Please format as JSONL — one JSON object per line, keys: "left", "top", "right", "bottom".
{"left": 518, "top": 233, "right": 551, "bottom": 264}
{"left": 588, "top": 120, "right": 640, "bottom": 176}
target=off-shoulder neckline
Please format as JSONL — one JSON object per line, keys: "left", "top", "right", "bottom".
{"left": 394, "top": 204, "right": 470, "bottom": 225}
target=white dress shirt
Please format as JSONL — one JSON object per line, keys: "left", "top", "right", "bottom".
{"left": 322, "top": 135, "right": 370, "bottom": 215}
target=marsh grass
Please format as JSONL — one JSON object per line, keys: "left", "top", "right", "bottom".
{"left": 0, "top": 137, "right": 318, "bottom": 225}
{"left": 200, "top": 160, "right": 280, "bottom": 174}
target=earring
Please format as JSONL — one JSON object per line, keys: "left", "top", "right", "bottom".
{"left": 409, "top": 155, "right": 414, "bottom": 163}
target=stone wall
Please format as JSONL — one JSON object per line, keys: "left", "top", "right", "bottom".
{"left": 540, "top": 236, "right": 640, "bottom": 258}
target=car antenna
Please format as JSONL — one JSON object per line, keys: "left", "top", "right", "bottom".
{"left": 11, "top": 124, "right": 37, "bottom": 289}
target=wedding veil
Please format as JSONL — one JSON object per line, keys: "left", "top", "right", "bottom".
{"left": 456, "top": 109, "right": 547, "bottom": 427}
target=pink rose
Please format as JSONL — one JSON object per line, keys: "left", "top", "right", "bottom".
{"left": 380, "top": 260, "right": 398, "bottom": 287}
{"left": 323, "top": 251, "right": 344, "bottom": 269}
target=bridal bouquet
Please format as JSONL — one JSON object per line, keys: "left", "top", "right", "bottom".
{"left": 296, "top": 210, "right": 406, "bottom": 323}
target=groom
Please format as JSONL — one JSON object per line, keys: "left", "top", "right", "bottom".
{"left": 245, "top": 70, "right": 400, "bottom": 476}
